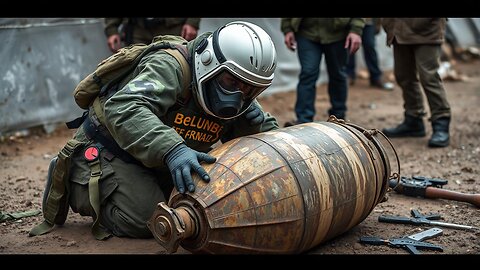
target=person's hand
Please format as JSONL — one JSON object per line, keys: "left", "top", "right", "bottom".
{"left": 164, "top": 143, "right": 216, "bottom": 194}
{"left": 244, "top": 103, "right": 265, "bottom": 126}
{"left": 181, "top": 24, "right": 198, "bottom": 41}
{"left": 107, "top": 34, "right": 122, "bottom": 53}
{"left": 284, "top": 32, "right": 297, "bottom": 52}
{"left": 344, "top": 32, "right": 362, "bottom": 55}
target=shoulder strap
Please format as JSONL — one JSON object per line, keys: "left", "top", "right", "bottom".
{"left": 93, "top": 43, "right": 192, "bottom": 126}
{"left": 98, "top": 42, "right": 171, "bottom": 97}
{"left": 163, "top": 44, "right": 192, "bottom": 102}
{"left": 92, "top": 42, "right": 189, "bottom": 124}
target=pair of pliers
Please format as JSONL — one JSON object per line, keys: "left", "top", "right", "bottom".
{"left": 359, "top": 227, "right": 444, "bottom": 254}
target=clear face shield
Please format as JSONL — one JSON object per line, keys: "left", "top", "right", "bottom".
{"left": 202, "top": 69, "right": 267, "bottom": 119}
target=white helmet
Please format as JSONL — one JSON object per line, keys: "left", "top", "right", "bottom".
{"left": 192, "top": 21, "right": 277, "bottom": 119}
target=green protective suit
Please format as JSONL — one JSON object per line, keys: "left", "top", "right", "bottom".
{"left": 68, "top": 32, "right": 279, "bottom": 238}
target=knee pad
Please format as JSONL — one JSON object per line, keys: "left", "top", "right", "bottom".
{"left": 42, "top": 156, "right": 58, "bottom": 213}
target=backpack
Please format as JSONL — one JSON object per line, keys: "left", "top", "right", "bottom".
{"left": 73, "top": 35, "right": 192, "bottom": 110}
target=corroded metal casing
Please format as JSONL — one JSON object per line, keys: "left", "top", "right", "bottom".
{"left": 148, "top": 119, "right": 394, "bottom": 254}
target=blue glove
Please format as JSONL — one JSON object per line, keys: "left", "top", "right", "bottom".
{"left": 244, "top": 103, "right": 265, "bottom": 126}
{"left": 164, "top": 143, "right": 216, "bottom": 194}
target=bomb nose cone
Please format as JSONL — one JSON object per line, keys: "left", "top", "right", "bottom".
{"left": 147, "top": 202, "right": 189, "bottom": 253}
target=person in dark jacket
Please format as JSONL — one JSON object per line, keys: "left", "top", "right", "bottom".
{"left": 381, "top": 18, "right": 451, "bottom": 147}
{"left": 104, "top": 18, "right": 200, "bottom": 53}
{"left": 281, "top": 18, "right": 365, "bottom": 126}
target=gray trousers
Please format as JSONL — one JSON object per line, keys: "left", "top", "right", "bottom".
{"left": 68, "top": 128, "right": 173, "bottom": 238}
{"left": 393, "top": 43, "right": 451, "bottom": 122}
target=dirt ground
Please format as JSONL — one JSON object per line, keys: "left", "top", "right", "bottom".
{"left": 1, "top": 61, "right": 479, "bottom": 255}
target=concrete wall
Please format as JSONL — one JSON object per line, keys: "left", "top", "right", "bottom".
{"left": 0, "top": 18, "right": 111, "bottom": 134}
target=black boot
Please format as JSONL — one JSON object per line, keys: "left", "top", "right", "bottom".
{"left": 428, "top": 117, "right": 450, "bottom": 147}
{"left": 382, "top": 115, "right": 426, "bottom": 138}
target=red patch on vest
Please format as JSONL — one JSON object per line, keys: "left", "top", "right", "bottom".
{"left": 84, "top": 146, "right": 99, "bottom": 161}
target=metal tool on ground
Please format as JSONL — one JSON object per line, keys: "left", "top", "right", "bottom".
{"left": 389, "top": 175, "right": 480, "bottom": 208}
{"left": 379, "top": 209, "right": 479, "bottom": 231}
{"left": 359, "top": 227, "right": 444, "bottom": 254}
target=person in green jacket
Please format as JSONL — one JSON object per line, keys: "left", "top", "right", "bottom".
{"left": 281, "top": 18, "right": 365, "bottom": 126}
{"left": 49, "top": 21, "right": 279, "bottom": 239}
{"left": 104, "top": 18, "right": 201, "bottom": 53}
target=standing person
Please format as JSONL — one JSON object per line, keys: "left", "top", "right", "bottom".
{"left": 381, "top": 18, "right": 451, "bottom": 147}
{"left": 32, "top": 21, "right": 278, "bottom": 239}
{"left": 104, "top": 18, "right": 200, "bottom": 53}
{"left": 281, "top": 18, "right": 365, "bottom": 126}
{"left": 346, "top": 18, "right": 394, "bottom": 90}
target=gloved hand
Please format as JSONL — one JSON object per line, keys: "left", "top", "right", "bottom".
{"left": 164, "top": 143, "right": 216, "bottom": 194}
{"left": 244, "top": 104, "right": 265, "bottom": 126}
